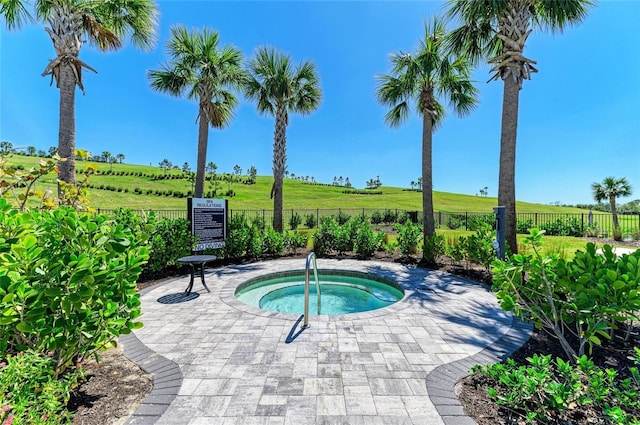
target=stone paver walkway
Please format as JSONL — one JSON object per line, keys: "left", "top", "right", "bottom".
{"left": 121, "top": 259, "right": 532, "bottom": 425}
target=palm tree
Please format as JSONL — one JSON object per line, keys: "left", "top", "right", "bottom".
{"left": 148, "top": 26, "right": 244, "bottom": 198}
{"left": 1, "top": 0, "right": 157, "bottom": 185}
{"left": 446, "top": 0, "right": 593, "bottom": 253}
{"left": 376, "top": 18, "right": 477, "bottom": 240}
{"left": 116, "top": 153, "right": 125, "bottom": 164}
{"left": 592, "top": 177, "right": 632, "bottom": 230}
{"left": 102, "top": 151, "right": 111, "bottom": 163}
{"left": 244, "top": 47, "right": 322, "bottom": 232}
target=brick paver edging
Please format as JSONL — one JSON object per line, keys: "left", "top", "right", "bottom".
{"left": 426, "top": 317, "right": 533, "bottom": 425}
{"left": 119, "top": 286, "right": 184, "bottom": 425}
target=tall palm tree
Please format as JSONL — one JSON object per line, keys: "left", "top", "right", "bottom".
{"left": 245, "top": 47, "right": 322, "bottom": 232}
{"left": 1, "top": 0, "right": 158, "bottom": 185}
{"left": 148, "top": 26, "right": 244, "bottom": 198}
{"left": 592, "top": 177, "right": 632, "bottom": 230}
{"left": 116, "top": 153, "right": 125, "bottom": 163}
{"left": 446, "top": 0, "right": 593, "bottom": 253}
{"left": 376, "top": 18, "right": 477, "bottom": 241}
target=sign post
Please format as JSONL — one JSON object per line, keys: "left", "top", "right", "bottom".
{"left": 187, "top": 198, "right": 228, "bottom": 251}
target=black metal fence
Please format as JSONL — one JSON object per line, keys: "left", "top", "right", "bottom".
{"left": 95, "top": 208, "right": 640, "bottom": 236}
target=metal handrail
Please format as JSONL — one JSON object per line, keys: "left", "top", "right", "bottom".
{"left": 302, "top": 252, "right": 320, "bottom": 328}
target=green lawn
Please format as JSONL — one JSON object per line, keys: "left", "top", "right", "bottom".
{"left": 6, "top": 153, "right": 599, "bottom": 213}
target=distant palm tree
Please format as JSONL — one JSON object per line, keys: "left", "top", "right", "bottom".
{"left": 244, "top": 47, "right": 322, "bottom": 231}
{"left": 102, "top": 151, "right": 111, "bottom": 163}
{"left": 376, "top": 17, "right": 477, "bottom": 239}
{"left": 446, "top": 0, "right": 593, "bottom": 252}
{"left": 116, "top": 153, "right": 125, "bottom": 164}
{"left": 148, "top": 26, "right": 243, "bottom": 198}
{"left": 1, "top": 0, "right": 157, "bottom": 185}
{"left": 26, "top": 146, "right": 37, "bottom": 156}
{"left": 592, "top": 177, "right": 632, "bottom": 230}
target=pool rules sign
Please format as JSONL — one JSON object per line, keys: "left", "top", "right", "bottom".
{"left": 187, "top": 198, "right": 228, "bottom": 251}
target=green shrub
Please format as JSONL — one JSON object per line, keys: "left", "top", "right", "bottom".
{"left": 492, "top": 229, "right": 640, "bottom": 359}
{"left": 539, "top": 217, "right": 583, "bottom": 237}
{"left": 0, "top": 350, "right": 82, "bottom": 424}
{"left": 613, "top": 227, "right": 623, "bottom": 241}
{"left": 223, "top": 214, "right": 250, "bottom": 259}
{"left": 143, "top": 217, "right": 194, "bottom": 277}
{"left": 517, "top": 218, "right": 534, "bottom": 234}
{"left": 336, "top": 211, "right": 351, "bottom": 225}
{"left": 313, "top": 216, "right": 340, "bottom": 256}
{"left": 446, "top": 237, "right": 466, "bottom": 266}
{"left": 284, "top": 230, "right": 308, "bottom": 254}
{"left": 304, "top": 213, "right": 317, "bottom": 229}
{"left": 246, "top": 225, "right": 263, "bottom": 259}
{"left": 289, "top": 212, "right": 302, "bottom": 230}
{"left": 371, "top": 210, "right": 383, "bottom": 224}
{"left": 354, "top": 220, "right": 384, "bottom": 258}
{"left": 250, "top": 215, "right": 266, "bottom": 232}
{"left": 423, "top": 233, "right": 445, "bottom": 264}
{"left": 395, "top": 220, "right": 422, "bottom": 257}
{"left": 395, "top": 212, "right": 409, "bottom": 225}
{"left": 0, "top": 199, "right": 150, "bottom": 374}
{"left": 475, "top": 351, "right": 640, "bottom": 425}
{"left": 464, "top": 224, "right": 496, "bottom": 271}
{"left": 447, "top": 214, "right": 465, "bottom": 230}
{"left": 468, "top": 213, "right": 494, "bottom": 231}
{"left": 263, "top": 227, "right": 285, "bottom": 255}
{"left": 382, "top": 209, "right": 398, "bottom": 224}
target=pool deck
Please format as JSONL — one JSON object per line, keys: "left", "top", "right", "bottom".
{"left": 120, "top": 258, "right": 532, "bottom": 425}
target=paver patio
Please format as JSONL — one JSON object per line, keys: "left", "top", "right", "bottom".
{"left": 121, "top": 258, "right": 532, "bottom": 425}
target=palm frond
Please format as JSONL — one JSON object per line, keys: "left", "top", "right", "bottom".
{"left": 1, "top": 0, "right": 33, "bottom": 30}
{"left": 534, "top": 0, "right": 594, "bottom": 33}
{"left": 82, "top": 14, "right": 121, "bottom": 51}
{"left": 147, "top": 67, "right": 188, "bottom": 96}
{"left": 383, "top": 102, "right": 410, "bottom": 128}
{"left": 87, "top": 0, "right": 158, "bottom": 51}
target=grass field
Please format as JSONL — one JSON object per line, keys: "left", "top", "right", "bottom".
{"left": 4, "top": 154, "right": 595, "bottom": 212}
{"left": 5, "top": 154, "right": 640, "bottom": 234}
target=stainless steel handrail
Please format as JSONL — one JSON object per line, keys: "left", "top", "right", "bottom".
{"left": 302, "top": 252, "right": 320, "bottom": 328}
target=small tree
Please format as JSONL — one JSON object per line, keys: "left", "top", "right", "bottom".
{"left": 592, "top": 177, "right": 632, "bottom": 231}
{"left": 159, "top": 159, "right": 172, "bottom": 174}
{"left": 247, "top": 166, "right": 257, "bottom": 184}
{"left": 233, "top": 164, "right": 242, "bottom": 181}
{"left": 116, "top": 153, "right": 125, "bottom": 163}
{"left": 0, "top": 141, "right": 13, "bottom": 154}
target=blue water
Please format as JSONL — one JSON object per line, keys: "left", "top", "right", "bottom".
{"left": 235, "top": 273, "right": 404, "bottom": 315}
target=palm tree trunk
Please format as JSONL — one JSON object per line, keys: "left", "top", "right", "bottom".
{"left": 272, "top": 106, "right": 287, "bottom": 232}
{"left": 610, "top": 196, "right": 619, "bottom": 229}
{"left": 57, "top": 63, "right": 77, "bottom": 187}
{"left": 422, "top": 114, "right": 435, "bottom": 238}
{"left": 498, "top": 76, "right": 520, "bottom": 254}
{"left": 194, "top": 109, "right": 208, "bottom": 198}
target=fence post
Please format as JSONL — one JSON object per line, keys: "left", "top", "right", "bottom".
{"left": 438, "top": 211, "right": 442, "bottom": 227}
{"left": 316, "top": 208, "right": 319, "bottom": 227}
{"left": 581, "top": 213, "right": 584, "bottom": 233}
{"left": 362, "top": 208, "right": 365, "bottom": 219}
{"left": 535, "top": 212, "right": 538, "bottom": 227}
{"left": 465, "top": 212, "right": 469, "bottom": 230}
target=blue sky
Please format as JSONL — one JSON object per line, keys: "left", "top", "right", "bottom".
{"left": 1, "top": 0, "right": 639, "bottom": 206}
